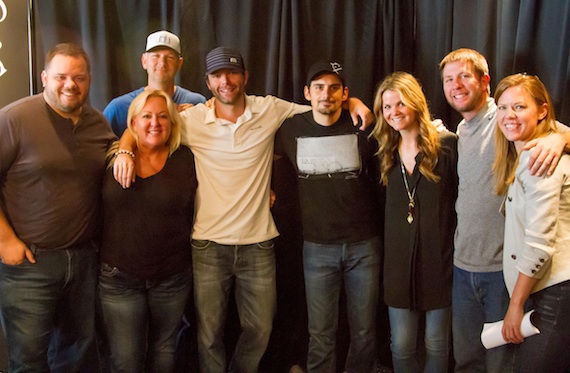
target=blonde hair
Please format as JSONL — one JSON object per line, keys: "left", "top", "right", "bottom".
{"left": 127, "top": 89, "right": 182, "bottom": 155}
{"left": 493, "top": 74, "right": 557, "bottom": 195}
{"left": 372, "top": 72, "right": 441, "bottom": 185}
{"left": 439, "top": 48, "right": 491, "bottom": 94}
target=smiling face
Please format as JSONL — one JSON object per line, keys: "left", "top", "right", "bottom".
{"left": 131, "top": 96, "right": 172, "bottom": 150}
{"left": 206, "top": 68, "right": 248, "bottom": 106}
{"left": 304, "top": 73, "right": 348, "bottom": 117}
{"left": 41, "top": 54, "right": 91, "bottom": 119}
{"left": 142, "top": 47, "right": 182, "bottom": 86}
{"left": 496, "top": 84, "right": 548, "bottom": 152}
{"left": 441, "top": 60, "right": 490, "bottom": 120}
{"left": 381, "top": 89, "right": 418, "bottom": 133}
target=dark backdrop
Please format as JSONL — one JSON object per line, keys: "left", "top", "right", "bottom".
{"left": 7, "top": 1, "right": 569, "bottom": 372}
{"left": 31, "top": 0, "right": 570, "bottom": 131}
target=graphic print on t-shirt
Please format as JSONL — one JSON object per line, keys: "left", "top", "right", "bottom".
{"left": 296, "top": 134, "right": 361, "bottom": 178}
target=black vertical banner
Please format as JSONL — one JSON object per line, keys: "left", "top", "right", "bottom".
{"left": 0, "top": 2, "right": 31, "bottom": 367}
{"left": 0, "top": 0, "right": 32, "bottom": 108}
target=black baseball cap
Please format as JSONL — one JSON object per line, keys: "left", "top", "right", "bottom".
{"left": 306, "top": 61, "right": 345, "bottom": 86}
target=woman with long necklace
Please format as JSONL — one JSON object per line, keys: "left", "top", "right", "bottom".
{"left": 372, "top": 72, "right": 458, "bottom": 373}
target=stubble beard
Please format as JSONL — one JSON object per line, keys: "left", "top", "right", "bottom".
{"left": 44, "top": 88, "right": 86, "bottom": 114}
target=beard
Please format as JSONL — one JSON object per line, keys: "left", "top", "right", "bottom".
{"left": 449, "top": 89, "right": 485, "bottom": 114}
{"left": 316, "top": 101, "right": 341, "bottom": 116}
{"left": 44, "top": 87, "right": 86, "bottom": 114}
{"left": 212, "top": 86, "right": 245, "bottom": 106}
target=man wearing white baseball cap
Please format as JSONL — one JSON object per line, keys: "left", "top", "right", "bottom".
{"left": 103, "top": 30, "right": 205, "bottom": 136}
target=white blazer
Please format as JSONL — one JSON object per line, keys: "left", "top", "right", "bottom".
{"left": 503, "top": 150, "right": 570, "bottom": 295}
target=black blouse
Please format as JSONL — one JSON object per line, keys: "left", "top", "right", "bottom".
{"left": 100, "top": 146, "right": 197, "bottom": 279}
{"left": 383, "top": 132, "right": 458, "bottom": 310}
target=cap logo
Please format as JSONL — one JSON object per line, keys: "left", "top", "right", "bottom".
{"left": 330, "top": 62, "right": 343, "bottom": 74}
{"left": 205, "top": 47, "right": 246, "bottom": 74}
{"left": 146, "top": 31, "right": 181, "bottom": 54}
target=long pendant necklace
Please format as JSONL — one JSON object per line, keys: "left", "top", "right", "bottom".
{"left": 399, "top": 154, "right": 416, "bottom": 224}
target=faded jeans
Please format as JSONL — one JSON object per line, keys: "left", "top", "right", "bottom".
{"left": 388, "top": 306, "right": 451, "bottom": 373}
{"left": 303, "top": 237, "right": 381, "bottom": 373}
{"left": 191, "top": 239, "right": 276, "bottom": 373}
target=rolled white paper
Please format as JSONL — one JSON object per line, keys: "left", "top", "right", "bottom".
{"left": 481, "top": 310, "right": 540, "bottom": 349}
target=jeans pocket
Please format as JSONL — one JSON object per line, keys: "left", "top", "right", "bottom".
{"left": 531, "top": 285, "right": 564, "bottom": 332}
{"left": 191, "top": 239, "right": 212, "bottom": 250}
{"left": 100, "top": 262, "right": 119, "bottom": 276}
{"left": 256, "top": 239, "right": 275, "bottom": 250}
{"left": 0, "top": 259, "right": 31, "bottom": 269}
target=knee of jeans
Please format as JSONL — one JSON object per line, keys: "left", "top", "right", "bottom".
{"left": 391, "top": 346, "right": 416, "bottom": 359}
{"left": 7, "top": 338, "right": 49, "bottom": 369}
{"left": 110, "top": 355, "right": 144, "bottom": 373}
{"left": 390, "top": 333, "right": 416, "bottom": 357}
{"left": 241, "top": 317, "right": 273, "bottom": 345}
{"left": 425, "top": 338, "right": 449, "bottom": 355}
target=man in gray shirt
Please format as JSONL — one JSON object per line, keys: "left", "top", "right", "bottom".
{"left": 0, "top": 43, "right": 115, "bottom": 371}
{"left": 439, "top": 48, "right": 569, "bottom": 372}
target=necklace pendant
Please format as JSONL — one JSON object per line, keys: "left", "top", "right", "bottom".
{"left": 407, "top": 213, "right": 413, "bottom": 224}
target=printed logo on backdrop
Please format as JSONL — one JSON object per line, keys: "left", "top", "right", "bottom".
{"left": 296, "top": 134, "right": 361, "bottom": 179}
{"left": 0, "top": 0, "right": 7, "bottom": 78}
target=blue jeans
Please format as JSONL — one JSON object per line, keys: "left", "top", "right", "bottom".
{"left": 191, "top": 239, "right": 276, "bottom": 373}
{"left": 388, "top": 306, "right": 450, "bottom": 373}
{"left": 98, "top": 263, "right": 192, "bottom": 372}
{"left": 0, "top": 242, "right": 98, "bottom": 373}
{"left": 452, "top": 266, "right": 513, "bottom": 373}
{"left": 303, "top": 237, "right": 381, "bottom": 373}
{"left": 514, "top": 280, "right": 570, "bottom": 373}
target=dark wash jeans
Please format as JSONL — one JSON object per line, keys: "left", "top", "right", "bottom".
{"left": 514, "top": 279, "right": 570, "bottom": 373}
{"left": 0, "top": 242, "right": 98, "bottom": 373}
{"left": 303, "top": 237, "right": 381, "bottom": 373}
{"left": 98, "top": 263, "right": 192, "bottom": 372}
{"left": 452, "top": 266, "right": 514, "bottom": 373}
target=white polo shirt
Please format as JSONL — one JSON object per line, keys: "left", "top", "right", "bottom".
{"left": 180, "top": 95, "right": 309, "bottom": 245}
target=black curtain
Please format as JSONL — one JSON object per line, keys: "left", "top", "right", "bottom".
{"left": 24, "top": 1, "right": 570, "bottom": 372}
{"left": 31, "top": 0, "right": 570, "bottom": 130}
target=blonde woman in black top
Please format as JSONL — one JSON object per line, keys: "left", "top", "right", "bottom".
{"left": 99, "top": 90, "right": 197, "bottom": 372}
{"left": 373, "top": 72, "right": 458, "bottom": 373}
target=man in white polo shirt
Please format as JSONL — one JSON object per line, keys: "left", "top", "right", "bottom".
{"left": 114, "top": 46, "right": 372, "bottom": 373}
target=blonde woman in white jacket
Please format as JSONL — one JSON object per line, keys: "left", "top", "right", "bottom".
{"left": 493, "top": 73, "right": 570, "bottom": 373}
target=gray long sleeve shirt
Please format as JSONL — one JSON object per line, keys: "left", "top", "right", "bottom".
{"left": 454, "top": 98, "right": 505, "bottom": 272}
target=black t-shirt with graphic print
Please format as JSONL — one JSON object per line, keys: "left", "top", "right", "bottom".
{"left": 275, "top": 110, "right": 382, "bottom": 244}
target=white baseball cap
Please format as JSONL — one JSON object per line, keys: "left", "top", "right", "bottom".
{"left": 145, "top": 30, "right": 181, "bottom": 54}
